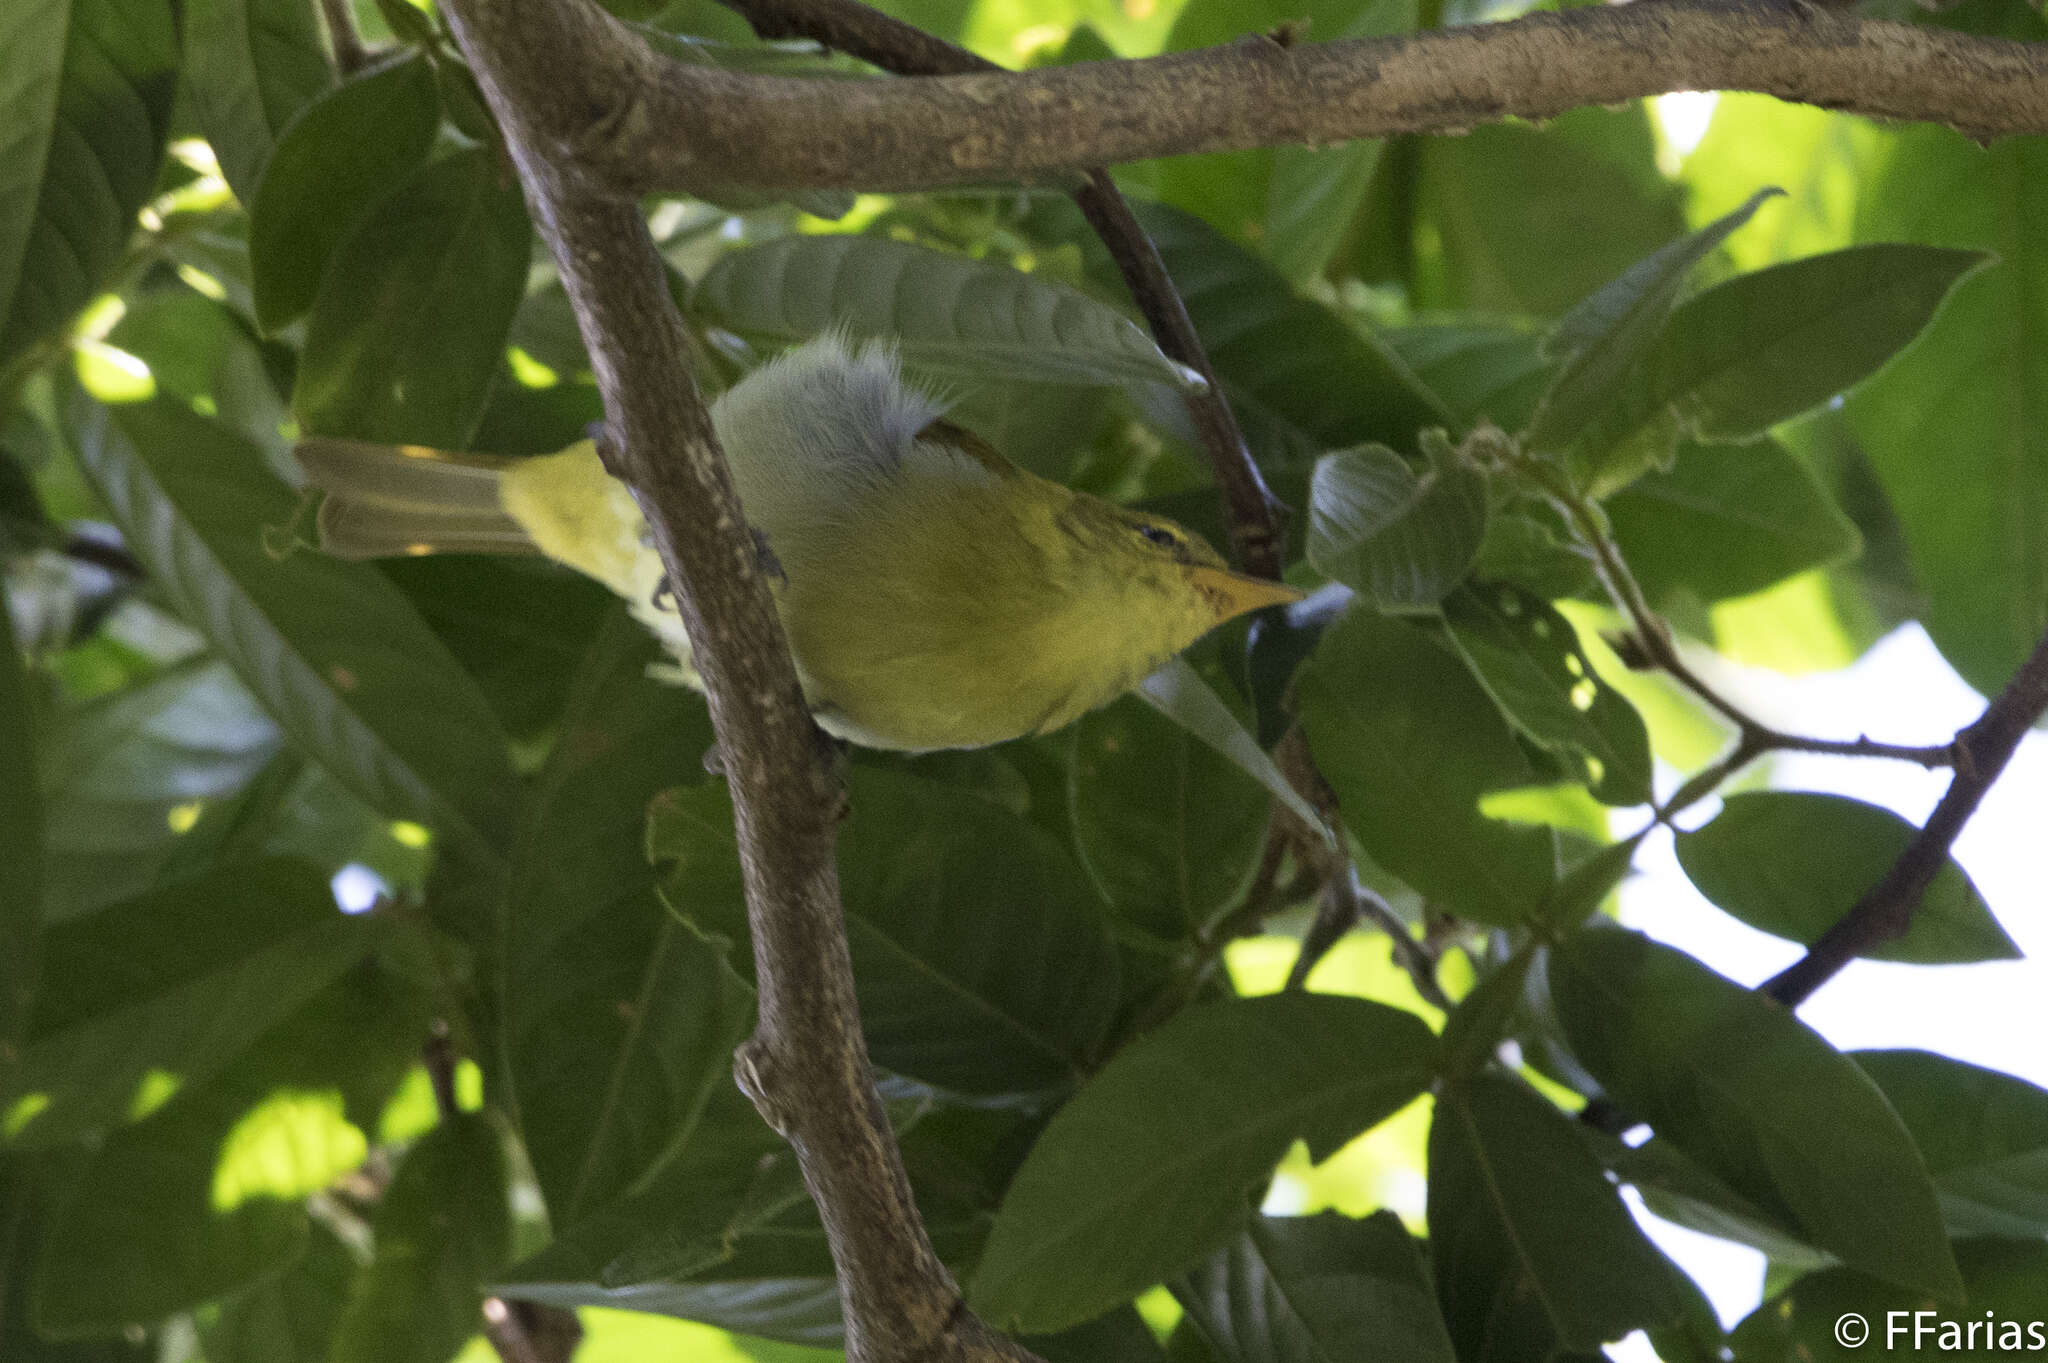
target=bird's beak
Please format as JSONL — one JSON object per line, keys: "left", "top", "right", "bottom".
{"left": 1187, "top": 565, "right": 1307, "bottom": 622}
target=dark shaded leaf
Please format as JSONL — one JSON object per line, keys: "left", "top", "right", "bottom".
{"left": 0, "top": 596, "right": 38, "bottom": 1057}
{"left": 0, "top": 0, "right": 178, "bottom": 373}
{"left": 0, "top": 1154, "right": 151, "bottom": 1362}
{"left": 248, "top": 54, "right": 439, "bottom": 332}
{"left": 1549, "top": 927, "right": 1963, "bottom": 1300}
{"left": 198, "top": 1219, "right": 357, "bottom": 1363}
{"left": 1430, "top": 1073, "right": 1683, "bottom": 1360}
{"left": 1174, "top": 1211, "right": 1456, "bottom": 1363}
{"left": 180, "top": 0, "right": 335, "bottom": 203}
{"left": 1675, "top": 792, "right": 2018, "bottom": 963}
{"left": 295, "top": 147, "right": 532, "bottom": 446}
{"left": 1133, "top": 656, "right": 1328, "bottom": 848}
{"left": 1856, "top": 1050, "right": 2048, "bottom": 1239}
{"left": 1297, "top": 611, "right": 1557, "bottom": 926}
{"left": 970, "top": 993, "right": 1437, "bottom": 1333}
{"left": 330, "top": 1113, "right": 512, "bottom": 1363}
{"left": 69, "top": 393, "right": 514, "bottom": 859}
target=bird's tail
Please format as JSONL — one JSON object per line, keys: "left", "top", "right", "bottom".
{"left": 294, "top": 437, "right": 539, "bottom": 559}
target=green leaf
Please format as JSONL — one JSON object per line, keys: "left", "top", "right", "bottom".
{"left": 1729, "top": 1237, "right": 2048, "bottom": 1363}
{"left": 1126, "top": 201, "right": 1447, "bottom": 462}
{"left": 1, "top": 858, "right": 379, "bottom": 1149}
{"left": 1848, "top": 129, "right": 2048, "bottom": 697}
{"left": 1132, "top": 656, "right": 1330, "bottom": 849}
{"left": 1606, "top": 438, "right": 1863, "bottom": 606}
{"left": 198, "top": 1220, "right": 357, "bottom": 1363}
{"left": 504, "top": 612, "right": 747, "bottom": 1228}
{"left": 1383, "top": 322, "right": 1550, "bottom": 433}
{"left": 694, "top": 233, "right": 1197, "bottom": 392}
{"left": 1596, "top": 1132, "right": 1832, "bottom": 1268}
{"left": 1855, "top": 1049, "right": 2048, "bottom": 1239}
{"left": 1069, "top": 688, "right": 1270, "bottom": 941}
{"left": 1413, "top": 105, "right": 1688, "bottom": 320}
{"left": 249, "top": 53, "right": 440, "bottom": 333}
{"left": 179, "top": 0, "right": 335, "bottom": 204}
{"left": 0, "top": 0, "right": 179, "bottom": 374}
{"left": 1174, "top": 1212, "right": 1457, "bottom": 1363}
{"left": 1442, "top": 583, "right": 1652, "bottom": 806}
{"left": 654, "top": 766, "right": 1121, "bottom": 1094}
{"left": 330, "top": 1113, "right": 512, "bottom": 1363}
{"left": 0, "top": 595, "right": 38, "bottom": 1058}
{"left": 1675, "top": 791, "right": 2018, "bottom": 963}
{"left": 1297, "top": 611, "right": 1557, "bottom": 926}
{"left": 32, "top": 963, "right": 427, "bottom": 1333}
{"left": 1025, "top": 1306, "right": 1170, "bottom": 1363}
{"left": 1440, "top": 942, "right": 1538, "bottom": 1079}
{"left": 1307, "top": 442, "right": 1488, "bottom": 611}
{"left": 37, "top": 658, "right": 280, "bottom": 922}
{"left": 69, "top": 392, "right": 514, "bottom": 859}
{"left": 969, "top": 992, "right": 1437, "bottom": 1333}
{"left": 295, "top": 147, "right": 532, "bottom": 446}
{"left": 1648, "top": 244, "right": 1988, "bottom": 442}
{"left": 0, "top": 1155, "right": 152, "bottom": 1362}
{"left": 1530, "top": 187, "right": 1781, "bottom": 455}
{"left": 1548, "top": 927, "right": 1963, "bottom": 1301}
{"left": 1429, "top": 1073, "right": 1684, "bottom": 1360}
{"left": 105, "top": 290, "right": 291, "bottom": 469}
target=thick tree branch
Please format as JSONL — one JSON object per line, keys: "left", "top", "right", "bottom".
{"left": 478, "top": 0, "right": 2048, "bottom": 197}
{"left": 1761, "top": 624, "right": 2048, "bottom": 1008}
{"left": 712, "top": 0, "right": 1287, "bottom": 575}
{"left": 440, "top": 4, "right": 1035, "bottom": 1360}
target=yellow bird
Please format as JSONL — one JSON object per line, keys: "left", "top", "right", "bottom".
{"left": 296, "top": 336, "right": 1300, "bottom": 752}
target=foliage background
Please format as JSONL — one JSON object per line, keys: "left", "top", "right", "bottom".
{"left": 2, "top": 0, "right": 2046, "bottom": 1359}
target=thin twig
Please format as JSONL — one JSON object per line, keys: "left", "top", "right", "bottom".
{"left": 316, "top": 0, "right": 372, "bottom": 74}
{"left": 1762, "top": 623, "right": 2048, "bottom": 1007}
{"left": 439, "top": 4, "right": 1034, "bottom": 1358}
{"left": 707, "top": 0, "right": 1287, "bottom": 575}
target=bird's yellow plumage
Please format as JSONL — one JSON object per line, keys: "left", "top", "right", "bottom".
{"left": 296, "top": 336, "right": 1299, "bottom": 751}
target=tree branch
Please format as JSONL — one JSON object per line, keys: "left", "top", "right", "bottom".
{"left": 316, "top": 0, "right": 372, "bottom": 75}
{"left": 710, "top": 0, "right": 1287, "bottom": 575}
{"left": 1761, "top": 624, "right": 2048, "bottom": 1008}
{"left": 439, "top": 4, "right": 1035, "bottom": 1359}
{"left": 484, "top": 0, "right": 2048, "bottom": 197}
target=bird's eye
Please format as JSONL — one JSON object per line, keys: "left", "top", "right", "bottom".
{"left": 1135, "top": 524, "right": 1180, "bottom": 550}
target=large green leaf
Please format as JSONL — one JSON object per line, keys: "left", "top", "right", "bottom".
{"left": 198, "top": 1220, "right": 356, "bottom": 1363}
{"left": 1026, "top": 1306, "right": 1169, "bottom": 1363}
{"left": 1069, "top": 687, "right": 1269, "bottom": 941}
{"left": 1676, "top": 792, "right": 2018, "bottom": 963}
{"left": 1306, "top": 442, "right": 1488, "bottom": 611}
{"left": 1856, "top": 1050, "right": 2048, "bottom": 1240}
{"left": 1549, "top": 927, "right": 1963, "bottom": 1300}
{"left": 330, "top": 1113, "right": 512, "bottom": 1363}
{"left": 179, "top": 0, "right": 334, "bottom": 205}
{"left": 295, "top": 147, "right": 532, "bottom": 446}
{"left": 1849, "top": 129, "right": 2048, "bottom": 697}
{"left": 0, "top": 596, "right": 38, "bottom": 1058}
{"left": 503, "top": 612, "right": 747, "bottom": 1228}
{"left": 693, "top": 233, "right": 1197, "bottom": 392}
{"left": 1383, "top": 322, "right": 1550, "bottom": 434}
{"left": 1, "top": 858, "right": 380, "bottom": 1149}
{"left": 969, "top": 992, "right": 1437, "bottom": 1333}
{"left": 1173, "top": 1212, "right": 1457, "bottom": 1363}
{"left": 0, "top": 0, "right": 178, "bottom": 374}
{"left": 105, "top": 289, "right": 291, "bottom": 471}
{"left": 1530, "top": 188, "right": 1780, "bottom": 458}
{"left": 1430, "top": 1073, "right": 1683, "bottom": 1360}
{"left": 1132, "top": 656, "right": 1329, "bottom": 845}
{"left": 248, "top": 54, "right": 440, "bottom": 332}
{"left": 68, "top": 392, "right": 514, "bottom": 858}
{"left": 1646, "top": 244, "right": 1988, "bottom": 442}
{"left": 1442, "top": 583, "right": 1652, "bottom": 806}
{"left": 1297, "top": 611, "right": 1557, "bottom": 926}
{"left": 1729, "top": 1237, "right": 2048, "bottom": 1363}
{"left": 1413, "top": 105, "right": 1686, "bottom": 319}
{"left": 0, "top": 1155, "right": 151, "bottom": 1363}
{"left": 1126, "top": 201, "right": 1447, "bottom": 463}
{"left": 1606, "top": 438, "right": 1862, "bottom": 606}
{"left": 654, "top": 765, "right": 1122, "bottom": 1094}
{"left": 37, "top": 659, "right": 280, "bottom": 921}
{"left": 31, "top": 962, "right": 430, "bottom": 1333}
